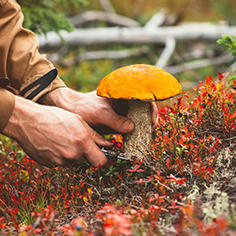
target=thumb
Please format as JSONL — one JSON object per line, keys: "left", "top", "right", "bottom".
{"left": 104, "top": 110, "right": 134, "bottom": 134}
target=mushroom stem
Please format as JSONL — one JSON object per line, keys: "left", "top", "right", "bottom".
{"left": 124, "top": 100, "right": 152, "bottom": 158}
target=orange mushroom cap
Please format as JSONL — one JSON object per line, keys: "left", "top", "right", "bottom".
{"left": 97, "top": 64, "right": 181, "bottom": 101}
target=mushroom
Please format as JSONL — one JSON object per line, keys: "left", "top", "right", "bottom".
{"left": 97, "top": 64, "right": 181, "bottom": 158}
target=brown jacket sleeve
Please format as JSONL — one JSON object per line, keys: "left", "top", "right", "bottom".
{"left": 0, "top": 88, "right": 15, "bottom": 131}
{"left": 0, "top": 0, "right": 66, "bottom": 131}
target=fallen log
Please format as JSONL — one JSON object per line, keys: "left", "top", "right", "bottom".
{"left": 38, "top": 23, "right": 236, "bottom": 50}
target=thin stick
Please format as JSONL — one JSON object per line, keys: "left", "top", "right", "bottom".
{"left": 70, "top": 11, "right": 140, "bottom": 27}
{"left": 99, "top": 0, "right": 116, "bottom": 13}
{"left": 156, "top": 37, "right": 176, "bottom": 68}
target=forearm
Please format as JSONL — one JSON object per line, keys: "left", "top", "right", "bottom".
{"left": 2, "top": 96, "right": 40, "bottom": 140}
{"left": 2, "top": 94, "right": 110, "bottom": 167}
{"left": 39, "top": 87, "right": 81, "bottom": 111}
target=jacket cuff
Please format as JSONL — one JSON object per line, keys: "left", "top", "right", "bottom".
{"left": 0, "top": 88, "right": 15, "bottom": 132}
{"left": 20, "top": 69, "right": 67, "bottom": 102}
{"left": 34, "top": 75, "right": 67, "bottom": 102}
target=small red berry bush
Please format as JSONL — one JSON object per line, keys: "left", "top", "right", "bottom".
{"left": 0, "top": 73, "right": 235, "bottom": 235}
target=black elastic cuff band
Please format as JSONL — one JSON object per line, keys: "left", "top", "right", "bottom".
{"left": 0, "top": 77, "right": 10, "bottom": 88}
{"left": 19, "top": 68, "right": 58, "bottom": 100}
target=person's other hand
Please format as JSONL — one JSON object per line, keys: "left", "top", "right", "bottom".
{"left": 3, "top": 96, "right": 112, "bottom": 167}
{"left": 41, "top": 88, "right": 134, "bottom": 134}
{"left": 41, "top": 88, "right": 158, "bottom": 132}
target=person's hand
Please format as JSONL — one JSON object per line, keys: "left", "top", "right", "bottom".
{"left": 3, "top": 96, "right": 112, "bottom": 167}
{"left": 40, "top": 87, "right": 158, "bottom": 132}
{"left": 41, "top": 88, "right": 134, "bottom": 133}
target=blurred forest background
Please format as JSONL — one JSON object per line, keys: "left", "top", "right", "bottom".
{"left": 19, "top": 0, "right": 236, "bottom": 92}
{"left": 81, "top": 0, "right": 235, "bottom": 22}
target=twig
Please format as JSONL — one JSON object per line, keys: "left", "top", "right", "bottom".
{"left": 145, "top": 9, "right": 169, "bottom": 28}
{"left": 164, "top": 12, "right": 184, "bottom": 26}
{"left": 70, "top": 11, "right": 140, "bottom": 27}
{"left": 98, "top": 0, "right": 115, "bottom": 13}
{"left": 26, "top": 216, "right": 42, "bottom": 236}
{"left": 219, "top": 136, "right": 236, "bottom": 141}
{"left": 165, "top": 54, "right": 234, "bottom": 74}
{"left": 43, "top": 212, "right": 56, "bottom": 235}
{"left": 0, "top": 206, "right": 11, "bottom": 218}
{"left": 156, "top": 37, "right": 176, "bottom": 68}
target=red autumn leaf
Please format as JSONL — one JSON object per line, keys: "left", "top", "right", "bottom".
{"left": 182, "top": 91, "right": 189, "bottom": 99}
{"left": 135, "top": 178, "right": 151, "bottom": 184}
{"left": 230, "top": 111, "right": 236, "bottom": 119}
{"left": 205, "top": 75, "right": 213, "bottom": 85}
{"left": 166, "top": 174, "right": 187, "bottom": 186}
{"left": 217, "top": 72, "right": 224, "bottom": 80}
{"left": 127, "top": 165, "right": 145, "bottom": 173}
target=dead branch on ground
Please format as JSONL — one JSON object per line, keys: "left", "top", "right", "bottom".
{"left": 98, "top": 0, "right": 116, "bottom": 13}
{"left": 39, "top": 24, "right": 236, "bottom": 50}
{"left": 40, "top": 8, "right": 236, "bottom": 74}
{"left": 144, "top": 9, "right": 169, "bottom": 28}
{"left": 156, "top": 37, "right": 176, "bottom": 68}
{"left": 70, "top": 11, "right": 140, "bottom": 27}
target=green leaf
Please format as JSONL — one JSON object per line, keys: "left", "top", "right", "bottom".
{"left": 217, "top": 35, "right": 236, "bottom": 56}
{"left": 17, "top": 0, "right": 88, "bottom": 34}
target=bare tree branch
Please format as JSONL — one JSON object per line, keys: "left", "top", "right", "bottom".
{"left": 99, "top": 0, "right": 116, "bottom": 13}
{"left": 39, "top": 24, "right": 236, "bottom": 50}
{"left": 156, "top": 37, "right": 176, "bottom": 68}
{"left": 50, "top": 47, "right": 150, "bottom": 67}
{"left": 70, "top": 11, "right": 140, "bottom": 27}
{"left": 164, "top": 13, "right": 184, "bottom": 26}
{"left": 145, "top": 9, "right": 169, "bottom": 28}
{"left": 165, "top": 54, "right": 234, "bottom": 74}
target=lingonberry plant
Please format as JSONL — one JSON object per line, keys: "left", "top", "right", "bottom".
{"left": 0, "top": 72, "right": 235, "bottom": 235}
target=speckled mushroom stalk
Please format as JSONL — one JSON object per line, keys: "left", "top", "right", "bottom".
{"left": 97, "top": 64, "right": 181, "bottom": 159}
{"left": 124, "top": 100, "right": 152, "bottom": 158}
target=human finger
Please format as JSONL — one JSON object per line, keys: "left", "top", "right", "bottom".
{"left": 83, "top": 139, "right": 108, "bottom": 167}
{"left": 99, "top": 109, "right": 134, "bottom": 134}
{"left": 81, "top": 119, "right": 113, "bottom": 147}
{"left": 151, "top": 102, "right": 159, "bottom": 129}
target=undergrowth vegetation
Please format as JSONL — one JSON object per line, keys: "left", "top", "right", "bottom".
{"left": 0, "top": 72, "right": 235, "bottom": 235}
